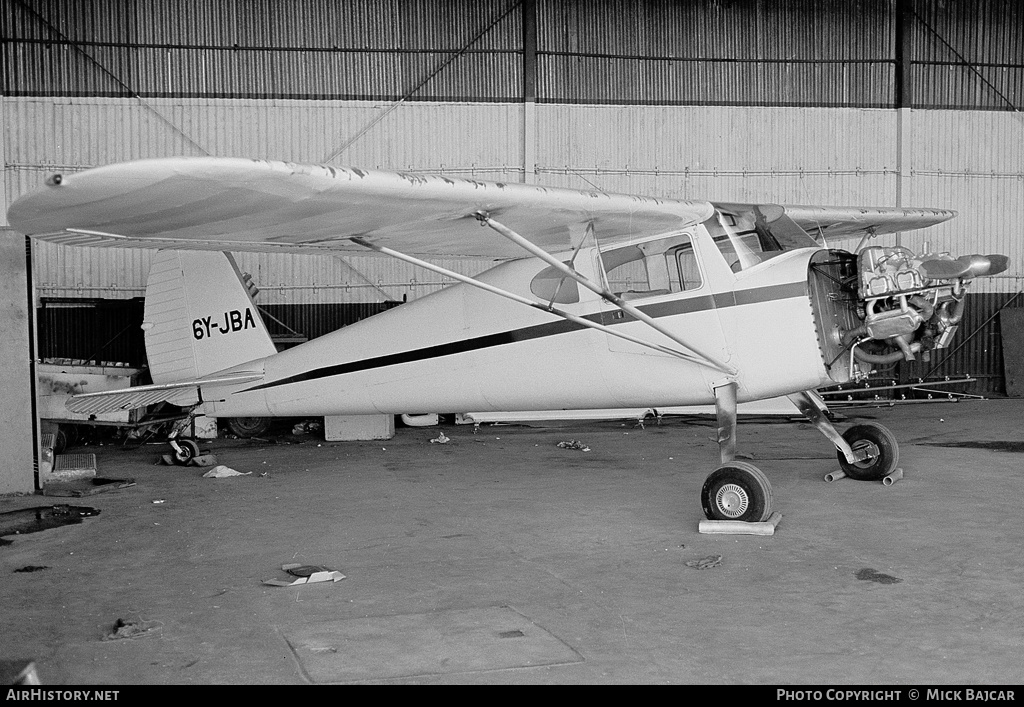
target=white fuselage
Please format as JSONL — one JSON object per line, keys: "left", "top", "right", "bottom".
{"left": 203, "top": 227, "right": 834, "bottom": 419}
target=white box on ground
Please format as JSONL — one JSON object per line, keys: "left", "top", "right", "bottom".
{"left": 324, "top": 414, "right": 395, "bottom": 441}
{"left": 193, "top": 415, "right": 218, "bottom": 439}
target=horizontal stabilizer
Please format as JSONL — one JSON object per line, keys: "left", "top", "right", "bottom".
{"left": 65, "top": 372, "right": 263, "bottom": 415}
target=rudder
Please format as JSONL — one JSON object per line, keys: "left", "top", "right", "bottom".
{"left": 143, "top": 251, "right": 277, "bottom": 384}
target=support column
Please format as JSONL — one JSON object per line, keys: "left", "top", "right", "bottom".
{"left": 894, "top": 0, "right": 914, "bottom": 246}
{"left": 0, "top": 230, "right": 38, "bottom": 494}
{"left": 522, "top": 0, "right": 537, "bottom": 184}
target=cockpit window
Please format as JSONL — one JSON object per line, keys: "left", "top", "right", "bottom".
{"left": 601, "top": 233, "right": 702, "bottom": 300}
{"left": 706, "top": 204, "right": 817, "bottom": 272}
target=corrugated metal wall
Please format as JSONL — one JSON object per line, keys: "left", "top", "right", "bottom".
{"left": 910, "top": 0, "right": 1024, "bottom": 110}
{"left": 893, "top": 107, "right": 1024, "bottom": 298}
{"left": 532, "top": 104, "right": 900, "bottom": 205}
{"left": 536, "top": 0, "right": 895, "bottom": 107}
{"left": 30, "top": 243, "right": 502, "bottom": 305}
{"left": 1, "top": 0, "right": 523, "bottom": 100}
{"left": 5, "top": 0, "right": 1022, "bottom": 108}
{"left": 896, "top": 292, "right": 1021, "bottom": 396}
{"left": 0, "top": 97, "right": 525, "bottom": 176}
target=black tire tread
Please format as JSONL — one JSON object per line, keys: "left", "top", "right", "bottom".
{"left": 701, "top": 461, "right": 774, "bottom": 523}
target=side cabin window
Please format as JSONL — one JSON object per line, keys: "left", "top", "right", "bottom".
{"left": 601, "top": 233, "right": 703, "bottom": 301}
{"left": 531, "top": 262, "right": 581, "bottom": 304}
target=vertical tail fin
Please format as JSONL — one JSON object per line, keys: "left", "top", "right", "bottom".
{"left": 143, "top": 251, "right": 277, "bottom": 384}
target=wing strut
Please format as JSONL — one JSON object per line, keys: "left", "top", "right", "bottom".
{"left": 474, "top": 213, "right": 737, "bottom": 376}
{"left": 348, "top": 237, "right": 710, "bottom": 364}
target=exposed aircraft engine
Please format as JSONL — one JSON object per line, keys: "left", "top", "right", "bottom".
{"left": 808, "top": 246, "right": 1008, "bottom": 383}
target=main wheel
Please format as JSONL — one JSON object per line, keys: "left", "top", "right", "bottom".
{"left": 701, "top": 462, "right": 774, "bottom": 522}
{"left": 837, "top": 422, "right": 899, "bottom": 481}
{"left": 54, "top": 426, "right": 69, "bottom": 455}
{"left": 225, "top": 416, "right": 272, "bottom": 438}
{"left": 171, "top": 439, "right": 201, "bottom": 466}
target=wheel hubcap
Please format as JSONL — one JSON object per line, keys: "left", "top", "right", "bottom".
{"left": 716, "top": 483, "right": 749, "bottom": 518}
{"left": 851, "top": 440, "right": 880, "bottom": 468}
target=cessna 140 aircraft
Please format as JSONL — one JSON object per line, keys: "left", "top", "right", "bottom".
{"left": 7, "top": 157, "right": 1009, "bottom": 523}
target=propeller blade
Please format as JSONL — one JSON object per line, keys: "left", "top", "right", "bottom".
{"left": 920, "top": 254, "right": 1010, "bottom": 280}
{"left": 984, "top": 254, "right": 1010, "bottom": 276}
{"left": 956, "top": 254, "right": 1010, "bottom": 277}
{"left": 919, "top": 258, "right": 971, "bottom": 280}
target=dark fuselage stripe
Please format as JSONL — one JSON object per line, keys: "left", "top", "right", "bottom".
{"left": 243, "top": 280, "right": 807, "bottom": 392}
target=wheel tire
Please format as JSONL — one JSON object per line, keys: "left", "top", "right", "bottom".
{"left": 837, "top": 422, "right": 899, "bottom": 481}
{"left": 171, "top": 439, "right": 201, "bottom": 466}
{"left": 53, "top": 426, "right": 69, "bottom": 455}
{"left": 701, "top": 461, "right": 774, "bottom": 522}
{"left": 225, "top": 417, "right": 272, "bottom": 438}
{"left": 63, "top": 424, "right": 80, "bottom": 449}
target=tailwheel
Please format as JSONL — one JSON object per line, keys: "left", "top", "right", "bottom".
{"left": 837, "top": 422, "right": 899, "bottom": 481}
{"left": 170, "top": 439, "right": 200, "bottom": 466}
{"left": 701, "top": 461, "right": 774, "bottom": 522}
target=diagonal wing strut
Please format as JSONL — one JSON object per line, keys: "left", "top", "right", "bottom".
{"left": 348, "top": 238, "right": 715, "bottom": 366}
{"left": 474, "top": 213, "right": 737, "bottom": 376}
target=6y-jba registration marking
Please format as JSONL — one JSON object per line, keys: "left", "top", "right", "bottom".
{"left": 192, "top": 308, "right": 257, "bottom": 340}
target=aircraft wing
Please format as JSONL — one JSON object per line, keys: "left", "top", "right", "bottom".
{"left": 7, "top": 157, "right": 714, "bottom": 258}
{"left": 64, "top": 372, "right": 264, "bottom": 415}
{"left": 783, "top": 205, "right": 956, "bottom": 239}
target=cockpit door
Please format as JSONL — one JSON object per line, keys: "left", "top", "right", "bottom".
{"left": 598, "top": 230, "right": 731, "bottom": 365}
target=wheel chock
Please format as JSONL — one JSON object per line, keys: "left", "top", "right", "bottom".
{"left": 159, "top": 453, "right": 218, "bottom": 467}
{"left": 824, "top": 467, "right": 904, "bottom": 485}
{"left": 699, "top": 511, "right": 782, "bottom": 536}
{"left": 882, "top": 468, "right": 904, "bottom": 486}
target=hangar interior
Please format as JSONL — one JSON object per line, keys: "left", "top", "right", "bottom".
{"left": 1, "top": 0, "right": 1023, "bottom": 686}
{"left": 3, "top": 0, "right": 1023, "bottom": 495}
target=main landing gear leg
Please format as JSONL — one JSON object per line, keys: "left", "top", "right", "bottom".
{"left": 786, "top": 390, "right": 900, "bottom": 481}
{"left": 700, "top": 382, "right": 774, "bottom": 522}
{"left": 167, "top": 408, "right": 202, "bottom": 466}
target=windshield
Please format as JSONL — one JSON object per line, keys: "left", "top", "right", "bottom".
{"left": 706, "top": 204, "right": 818, "bottom": 272}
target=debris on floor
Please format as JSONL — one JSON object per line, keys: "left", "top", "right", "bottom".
{"left": 292, "top": 420, "right": 323, "bottom": 435}
{"left": 430, "top": 432, "right": 451, "bottom": 444}
{"left": 13, "top": 565, "right": 50, "bottom": 573}
{"left": 263, "top": 563, "right": 346, "bottom": 587}
{"left": 685, "top": 554, "right": 723, "bottom": 570}
{"left": 556, "top": 439, "right": 591, "bottom": 451}
{"left": 0, "top": 660, "right": 41, "bottom": 685}
{"left": 201, "top": 465, "right": 251, "bottom": 479}
{"left": 103, "top": 617, "right": 163, "bottom": 641}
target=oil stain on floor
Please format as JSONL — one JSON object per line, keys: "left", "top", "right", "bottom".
{"left": 856, "top": 568, "right": 903, "bottom": 585}
{"left": 919, "top": 441, "right": 1024, "bottom": 453}
{"left": 0, "top": 505, "right": 100, "bottom": 546}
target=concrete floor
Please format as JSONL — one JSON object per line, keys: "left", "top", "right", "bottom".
{"left": 2, "top": 399, "right": 1023, "bottom": 685}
